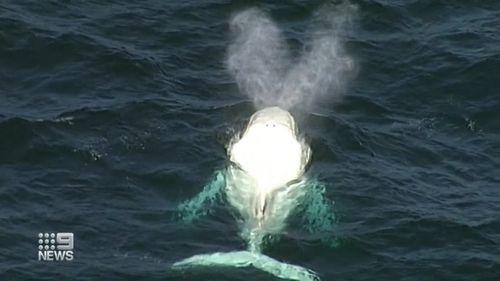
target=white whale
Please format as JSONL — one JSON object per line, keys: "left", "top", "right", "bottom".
{"left": 173, "top": 107, "right": 319, "bottom": 281}
{"left": 229, "top": 107, "right": 310, "bottom": 220}
{"left": 225, "top": 107, "right": 311, "bottom": 249}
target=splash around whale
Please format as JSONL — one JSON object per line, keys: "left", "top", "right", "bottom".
{"left": 173, "top": 107, "right": 336, "bottom": 281}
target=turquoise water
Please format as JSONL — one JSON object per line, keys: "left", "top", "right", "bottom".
{"left": 1, "top": 1, "right": 499, "bottom": 280}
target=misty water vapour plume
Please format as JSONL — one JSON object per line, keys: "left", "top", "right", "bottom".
{"left": 227, "top": 4, "right": 357, "bottom": 110}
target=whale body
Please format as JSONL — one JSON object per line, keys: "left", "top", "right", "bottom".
{"left": 230, "top": 107, "right": 310, "bottom": 194}
{"left": 174, "top": 107, "right": 321, "bottom": 281}
{"left": 227, "top": 107, "right": 310, "bottom": 228}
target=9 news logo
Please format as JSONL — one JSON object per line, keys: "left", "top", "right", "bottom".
{"left": 37, "top": 232, "right": 74, "bottom": 261}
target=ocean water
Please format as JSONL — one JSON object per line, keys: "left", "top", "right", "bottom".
{"left": 1, "top": 1, "right": 499, "bottom": 280}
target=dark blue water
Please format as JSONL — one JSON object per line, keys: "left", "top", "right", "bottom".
{"left": 1, "top": 1, "right": 499, "bottom": 280}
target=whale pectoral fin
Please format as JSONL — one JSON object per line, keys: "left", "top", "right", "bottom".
{"left": 177, "top": 170, "right": 225, "bottom": 223}
{"left": 299, "top": 180, "right": 339, "bottom": 248}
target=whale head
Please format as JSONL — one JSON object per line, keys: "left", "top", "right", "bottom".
{"left": 230, "top": 107, "right": 309, "bottom": 189}
{"left": 227, "top": 107, "right": 310, "bottom": 226}
{"left": 245, "top": 107, "right": 298, "bottom": 136}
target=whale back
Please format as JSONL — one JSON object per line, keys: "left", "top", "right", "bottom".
{"left": 226, "top": 107, "right": 311, "bottom": 246}
{"left": 229, "top": 107, "right": 310, "bottom": 192}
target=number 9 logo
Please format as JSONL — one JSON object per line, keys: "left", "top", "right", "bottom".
{"left": 56, "top": 233, "right": 74, "bottom": 250}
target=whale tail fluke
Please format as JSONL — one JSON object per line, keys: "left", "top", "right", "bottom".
{"left": 172, "top": 251, "right": 320, "bottom": 281}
